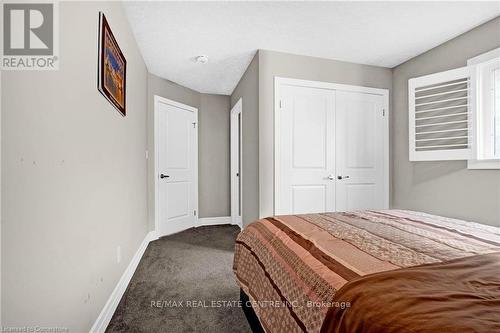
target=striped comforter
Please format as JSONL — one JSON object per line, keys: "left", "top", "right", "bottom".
{"left": 233, "top": 210, "right": 500, "bottom": 333}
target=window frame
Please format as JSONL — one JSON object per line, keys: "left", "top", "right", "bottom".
{"left": 467, "top": 47, "right": 500, "bottom": 170}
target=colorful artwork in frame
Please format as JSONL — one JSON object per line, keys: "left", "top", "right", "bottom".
{"left": 98, "top": 12, "right": 126, "bottom": 116}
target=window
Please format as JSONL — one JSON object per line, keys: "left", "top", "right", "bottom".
{"left": 468, "top": 48, "right": 500, "bottom": 169}
{"left": 408, "top": 66, "right": 474, "bottom": 161}
{"left": 407, "top": 48, "right": 500, "bottom": 167}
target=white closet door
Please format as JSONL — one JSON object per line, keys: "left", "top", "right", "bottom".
{"left": 335, "top": 91, "right": 387, "bottom": 211}
{"left": 277, "top": 85, "right": 336, "bottom": 215}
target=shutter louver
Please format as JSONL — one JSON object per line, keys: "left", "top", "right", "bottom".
{"left": 409, "top": 66, "right": 475, "bottom": 161}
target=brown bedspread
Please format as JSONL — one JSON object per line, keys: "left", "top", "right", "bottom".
{"left": 233, "top": 210, "right": 500, "bottom": 332}
{"left": 321, "top": 252, "right": 500, "bottom": 333}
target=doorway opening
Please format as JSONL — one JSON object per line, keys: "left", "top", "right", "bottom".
{"left": 230, "top": 98, "right": 243, "bottom": 228}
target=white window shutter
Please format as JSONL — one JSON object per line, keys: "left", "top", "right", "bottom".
{"left": 408, "top": 66, "right": 475, "bottom": 161}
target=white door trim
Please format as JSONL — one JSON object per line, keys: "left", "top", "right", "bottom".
{"left": 154, "top": 95, "right": 199, "bottom": 237}
{"left": 0, "top": 65, "right": 2, "bottom": 327}
{"left": 230, "top": 98, "right": 243, "bottom": 228}
{"left": 274, "top": 77, "right": 390, "bottom": 214}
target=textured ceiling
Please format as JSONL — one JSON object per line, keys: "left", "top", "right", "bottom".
{"left": 123, "top": 1, "right": 500, "bottom": 95}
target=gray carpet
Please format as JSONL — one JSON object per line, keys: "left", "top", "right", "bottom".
{"left": 106, "top": 225, "right": 251, "bottom": 333}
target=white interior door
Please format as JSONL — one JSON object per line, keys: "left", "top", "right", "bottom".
{"left": 277, "top": 85, "right": 336, "bottom": 215}
{"left": 230, "top": 99, "right": 242, "bottom": 227}
{"left": 335, "top": 91, "right": 387, "bottom": 211}
{"left": 157, "top": 97, "right": 198, "bottom": 236}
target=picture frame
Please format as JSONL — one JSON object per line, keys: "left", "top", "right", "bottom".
{"left": 98, "top": 12, "right": 127, "bottom": 116}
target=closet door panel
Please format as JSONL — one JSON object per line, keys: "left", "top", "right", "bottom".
{"left": 278, "top": 85, "right": 336, "bottom": 215}
{"left": 335, "top": 91, "right": 386, "bottom": 211}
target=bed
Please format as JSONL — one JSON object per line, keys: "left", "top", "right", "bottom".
{"left": 233, "top": 210, "right": 500, "bottom": 333}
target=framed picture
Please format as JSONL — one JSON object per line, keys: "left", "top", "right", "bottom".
{"left": 98, "top": 12, "right": 126, "bottom": 116}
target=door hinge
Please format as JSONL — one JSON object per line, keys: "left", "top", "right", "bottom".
{"left": 193, "top": 122, "right": 197, "bottom": 128}
{"left": 194, "top": 210, "right": 197, "bottom": 216}
{"left": 279, "top": 100, "right": 282, "bottom": 109}
{"left": 382, "top": 109, "right": 386, "bottom": 116}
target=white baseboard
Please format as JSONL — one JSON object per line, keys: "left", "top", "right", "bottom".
{"left": 197, "top": 216, "right": 231, "bottom": 227}
{"left": 90, "top": 231, "right": 156, "bottom": 333}
{"left": 197, "top": 216, "right": 241, "bottom": 229}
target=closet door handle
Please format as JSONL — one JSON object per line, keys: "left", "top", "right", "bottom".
{"left": 337, "top": 175, "right": 350, "bottom": 180}
{"left": 160, "top": 174, "right": 170, "bottom": 179}
{"left": 327, "top": 175, "right": 335, "bottom": 180}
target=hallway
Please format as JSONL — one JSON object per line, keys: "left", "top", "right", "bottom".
{"left": 106, "top": 225, "right": 250, "bottom": 333}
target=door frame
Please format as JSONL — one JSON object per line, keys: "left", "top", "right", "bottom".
{"left": 154, "top": 95, "right": 199, "bottom": 237}
{"left": 274, "top": 77, "right": 390, "bottom": 214}
{"left": 230, "top": 98, "right": 243, "bottom": 228}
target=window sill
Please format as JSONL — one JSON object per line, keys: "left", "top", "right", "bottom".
{"left": 467, "top": 159, "right": 500, "bottom": 170}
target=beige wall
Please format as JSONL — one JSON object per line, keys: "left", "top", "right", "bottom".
{"left": 2, "top": 2, "right": 148, "bottom": 331}
{"left": 199, "top": 94, "right": 231, "bottom": 217}
{"left": 230, "top": 53, "right": 259, "bottom": 226}
{"left": 258, "top": 50, "right": 393, "bottom": 219}
{"left": 392, "top": 17, "right": 500, "bottom": 226}
{"left": 147, "top": 74, "right": 231, "bottom": 225}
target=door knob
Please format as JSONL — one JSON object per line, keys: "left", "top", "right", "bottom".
{"left": 327, "top": 175, "right": 335, "bottom": 180}
{"left": 160, "top": 174, "right": 170, "bottom": 179}
{"left": 337, "top": 175, "right": 350, "bottom": 180}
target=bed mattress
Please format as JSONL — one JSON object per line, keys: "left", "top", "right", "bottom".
{"left": 233, "top": 210, "right": 500, "bottom": 333}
